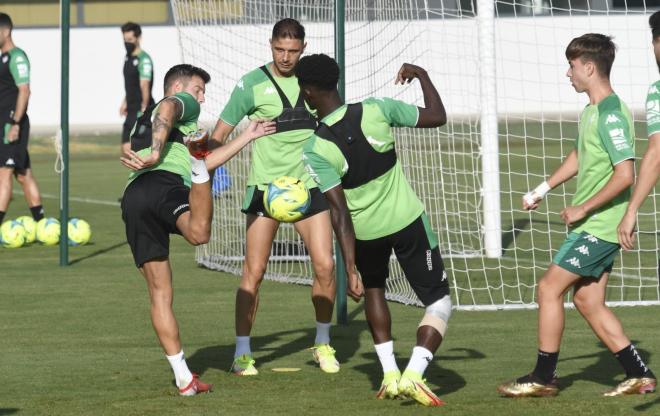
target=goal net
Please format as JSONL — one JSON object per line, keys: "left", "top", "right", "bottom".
{"left": 171, "top": 0, "right": 659, "bottom": 310}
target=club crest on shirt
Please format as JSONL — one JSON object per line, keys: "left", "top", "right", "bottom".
{"left": 133, "top": 59, "right": 139, "bottom": 66}
{"left": 2, "top": 55, "right": 8, "bottom": 64}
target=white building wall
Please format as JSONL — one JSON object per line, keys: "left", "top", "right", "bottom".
{"left": 11, "top": 14, "right": 657, "bottom": 132}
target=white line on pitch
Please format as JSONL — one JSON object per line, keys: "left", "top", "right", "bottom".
{"left": 12, "top": 190, "right": 120, "bottom": 207}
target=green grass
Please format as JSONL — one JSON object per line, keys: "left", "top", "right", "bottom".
{"left": 1, "top": 133, "right": 659, "bottom": 415}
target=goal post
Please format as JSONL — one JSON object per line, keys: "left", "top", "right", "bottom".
{"left": 171, "top": 0, "right": 660, "bottom": 311}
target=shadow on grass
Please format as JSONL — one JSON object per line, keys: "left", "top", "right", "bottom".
{"left": 634, "top": 395, "right": 660, "bottom": 412}
{"left": 559, "top": 340, "right": 653, "bottom": 390}
{"left": 352, "top": 346, "right": 483, "bottom": 401}
{"left": 69, "top": 241, "right": 127, "bottom": 265}
{"left": 187, "top": 304, "right": 367, "bottom": 375}
{"left": 187, "top": 301, "right": 481, "bottom": 401}
{"left": 0, "top": 409, "right": 19, "bottom": 415}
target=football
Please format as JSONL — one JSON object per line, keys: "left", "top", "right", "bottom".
{"left": 1, "top": 220, "right": 26, "bottom": 248}
{"left": 36, "top": 217, "right": 61, "bottom": 246}
{"left": 68, "top": 218, "right": 92, "bottom": 246}
{"left": 15, "top": 215, "right": 37, "bottom": 244}
{"left": 263, "top": 176, "right": 311, "bottom": 223}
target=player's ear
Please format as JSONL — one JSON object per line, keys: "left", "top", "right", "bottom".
{"left": 585, "top": 61, "right": 595, "bottom": 77}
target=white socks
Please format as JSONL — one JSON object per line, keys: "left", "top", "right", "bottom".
{"left": 315, "top": 321, "right": 331, "bottom": 345}
{"left": 235, "top": 336, "right": 251, "bottom": 358}
{"left": 406, "top": 346, "right": 433, "bottom": 376}
{"left": 166, "top": 350, "right": 193, "bottom": 388}
{"left": 190, "top": 157, "right": 210, "bottom": 184}
{"left": 374, "top": 341, "right": 399, "bottom": 373}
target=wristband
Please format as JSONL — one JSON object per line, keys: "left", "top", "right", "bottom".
{"left": 524, "top": 181, "right": 551, "bottom": 205}
{"left": 190, "top": 157, "right": 210, "bottom": 184}
{"left": 533, "top": 181, "right": 551, "bottom": 198}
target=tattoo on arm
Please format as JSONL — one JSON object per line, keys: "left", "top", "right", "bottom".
{"left": 150, "top": 98, "right": 183, "bottom": 153}
{"left": 151, "top": 113, "right": 168, "bottom": 153}
{"left": 165, "top": 96, "right": 184, "bottom": 120}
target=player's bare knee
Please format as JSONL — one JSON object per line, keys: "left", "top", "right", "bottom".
{"left": 312, "top": 257, "right": 335, "bottom": 282}
{"left": 243, "top": 263, "right": 267, "bottom": 286}
{"left": 419, "top": 295, "right": 452, "bottom": 338}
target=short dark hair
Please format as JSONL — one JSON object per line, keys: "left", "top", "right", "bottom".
{"left": 650, "top": 11, "right": 660, "bottom": 39}
{"left": 295, "top": 54, "right": 339, "bottom": 91}
{"left": 565, "top": 33, "right": 616, "bottom": 78}
{"left": 0, "top": 13, "right": 13, "bottom": 31}
{"left": 121, "top": 21, "right": 142, "bottom": 37}
{"left": 272, "top": 18, "right": 305, "bottom": 41}
{"left": 164, "top": 64, "right": 211, "bottom": 91}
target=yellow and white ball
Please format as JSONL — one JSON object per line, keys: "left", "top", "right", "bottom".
{"left": 15, "top": 215, "right": 37, "bottom": 244}
{"left": 263, "top": 176, "right": 311, "bottom": 223}
{"left": 68, "top": 218, "right": 91, "bottom": 246}
{"left": 1, "top": 220, "right": 26, "bottom": 248}
{"left": 37, "top": 217, "right": 60, "bottom": 246}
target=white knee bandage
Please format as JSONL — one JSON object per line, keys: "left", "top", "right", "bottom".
{"left": 418, "top": 295, "right": 452, "bottom": 337}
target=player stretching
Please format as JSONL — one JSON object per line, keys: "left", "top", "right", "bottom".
{"left": 210, "top": 19, "right": 338, "bottom": 375}
{"left": 298, "top": 54, "right": 449, "bottom": 407}
{"left": 0, "top": 13, "right": 46, "bottom": 225}
{"left": 121, "top": 64, "right": 274, "bottom": 395}
{"left": 617, "top": 11, "right": 660, "bottom": 250}
{"left": 498, "top": 34, "right": 656, "bottom": 398}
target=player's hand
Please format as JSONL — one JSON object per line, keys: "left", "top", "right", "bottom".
{"left": 119, "top": 101, "right": 128, "bottom": 117}
{"left": 395, "top": 63, "right": 427, "bottom": 85}
{"left": 560, "top": 205, "right": 587, "bottom": 226}
{"left": 7, "top": 125, "right": 19, "bottom": 143}
{"left": 244, "top": 120, "right": 276, "bottom": 141}
{"left": 120, "top": 149, "right": 160, "bottom": 171}
{"left": 522, "top": 192, "right": 542, "bottom": 210}
{"left": 617, "top": 210, "right": 637, "bottom": 251}
{"left": 347, "top": 269, "right": 364, "bottom": 302}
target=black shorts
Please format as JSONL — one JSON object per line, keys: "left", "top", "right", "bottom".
{"left": 0, "top": 114, "right": 30, "bottom": 173}
{"left": 355, "top": 214, "right": 450, "bottom": 306}
{"left": 241, "top": 185, "right": 329, "bottom": 220}
{"left": 121, "top": 170, "right": 191, "bottom": 267}
{"left": 122, "top": 109, "right": 140, "bottom": 143}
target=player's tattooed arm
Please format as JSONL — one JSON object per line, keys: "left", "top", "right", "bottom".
{"left": 151, "top": 97, "right": 183, "bottom": 152}
{"left": 120, "top": 98, "right": 182, "bottom": 171}
{"left": 324, "top": 186, "right": 364, "bottom": 302}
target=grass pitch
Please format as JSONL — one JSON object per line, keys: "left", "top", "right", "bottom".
{"left": 0, "top": 133, "right": 659, "bottom": 415}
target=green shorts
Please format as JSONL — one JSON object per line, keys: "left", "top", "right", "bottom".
{"left": 552, "top": 231, "right": 620, "bottom": 278}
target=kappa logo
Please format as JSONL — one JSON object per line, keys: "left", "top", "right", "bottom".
{"left": 441, "top": 270, "right": 448, "bottom": 282}
{"left": 17, "top": 64, "right": 28, "bottom": 78}
{"left": 237, "top": 79, "right": 244, "bottom": 90}
{"left": 264, "top": 86, "right": 276, "bottom": 95}
{"left": 426, "top": 250, "right": 433, "bottom": 271}
{"left": 575, "top": 245, "right": 590, "bottom": 256}
{"left": 133, "top": 59, "right": 138, "bottom": 66}
{"left": 566, "top": 257, "right": 581, "bottom": 268}
{"left": 650, "top": 85, "right": 659, "bottom": 95}
{"left": 605, "top": 114, "right": 620, "bottom": 124}
{"left": 366, "top": 136, "right": 386, "bottom": 147}
{"left": 5, "top": 158, "right": 15, "bottom": 166}
{"left": 583, "top": 234, "right": 599, "bottom": 244}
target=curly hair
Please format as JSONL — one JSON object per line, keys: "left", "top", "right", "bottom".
{"left": 295, "top": 54, "right": 339, "bottom": 91}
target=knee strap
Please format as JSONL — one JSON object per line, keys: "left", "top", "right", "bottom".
{"left": 418, "top": 295, "right": 452, "bottom": 336}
